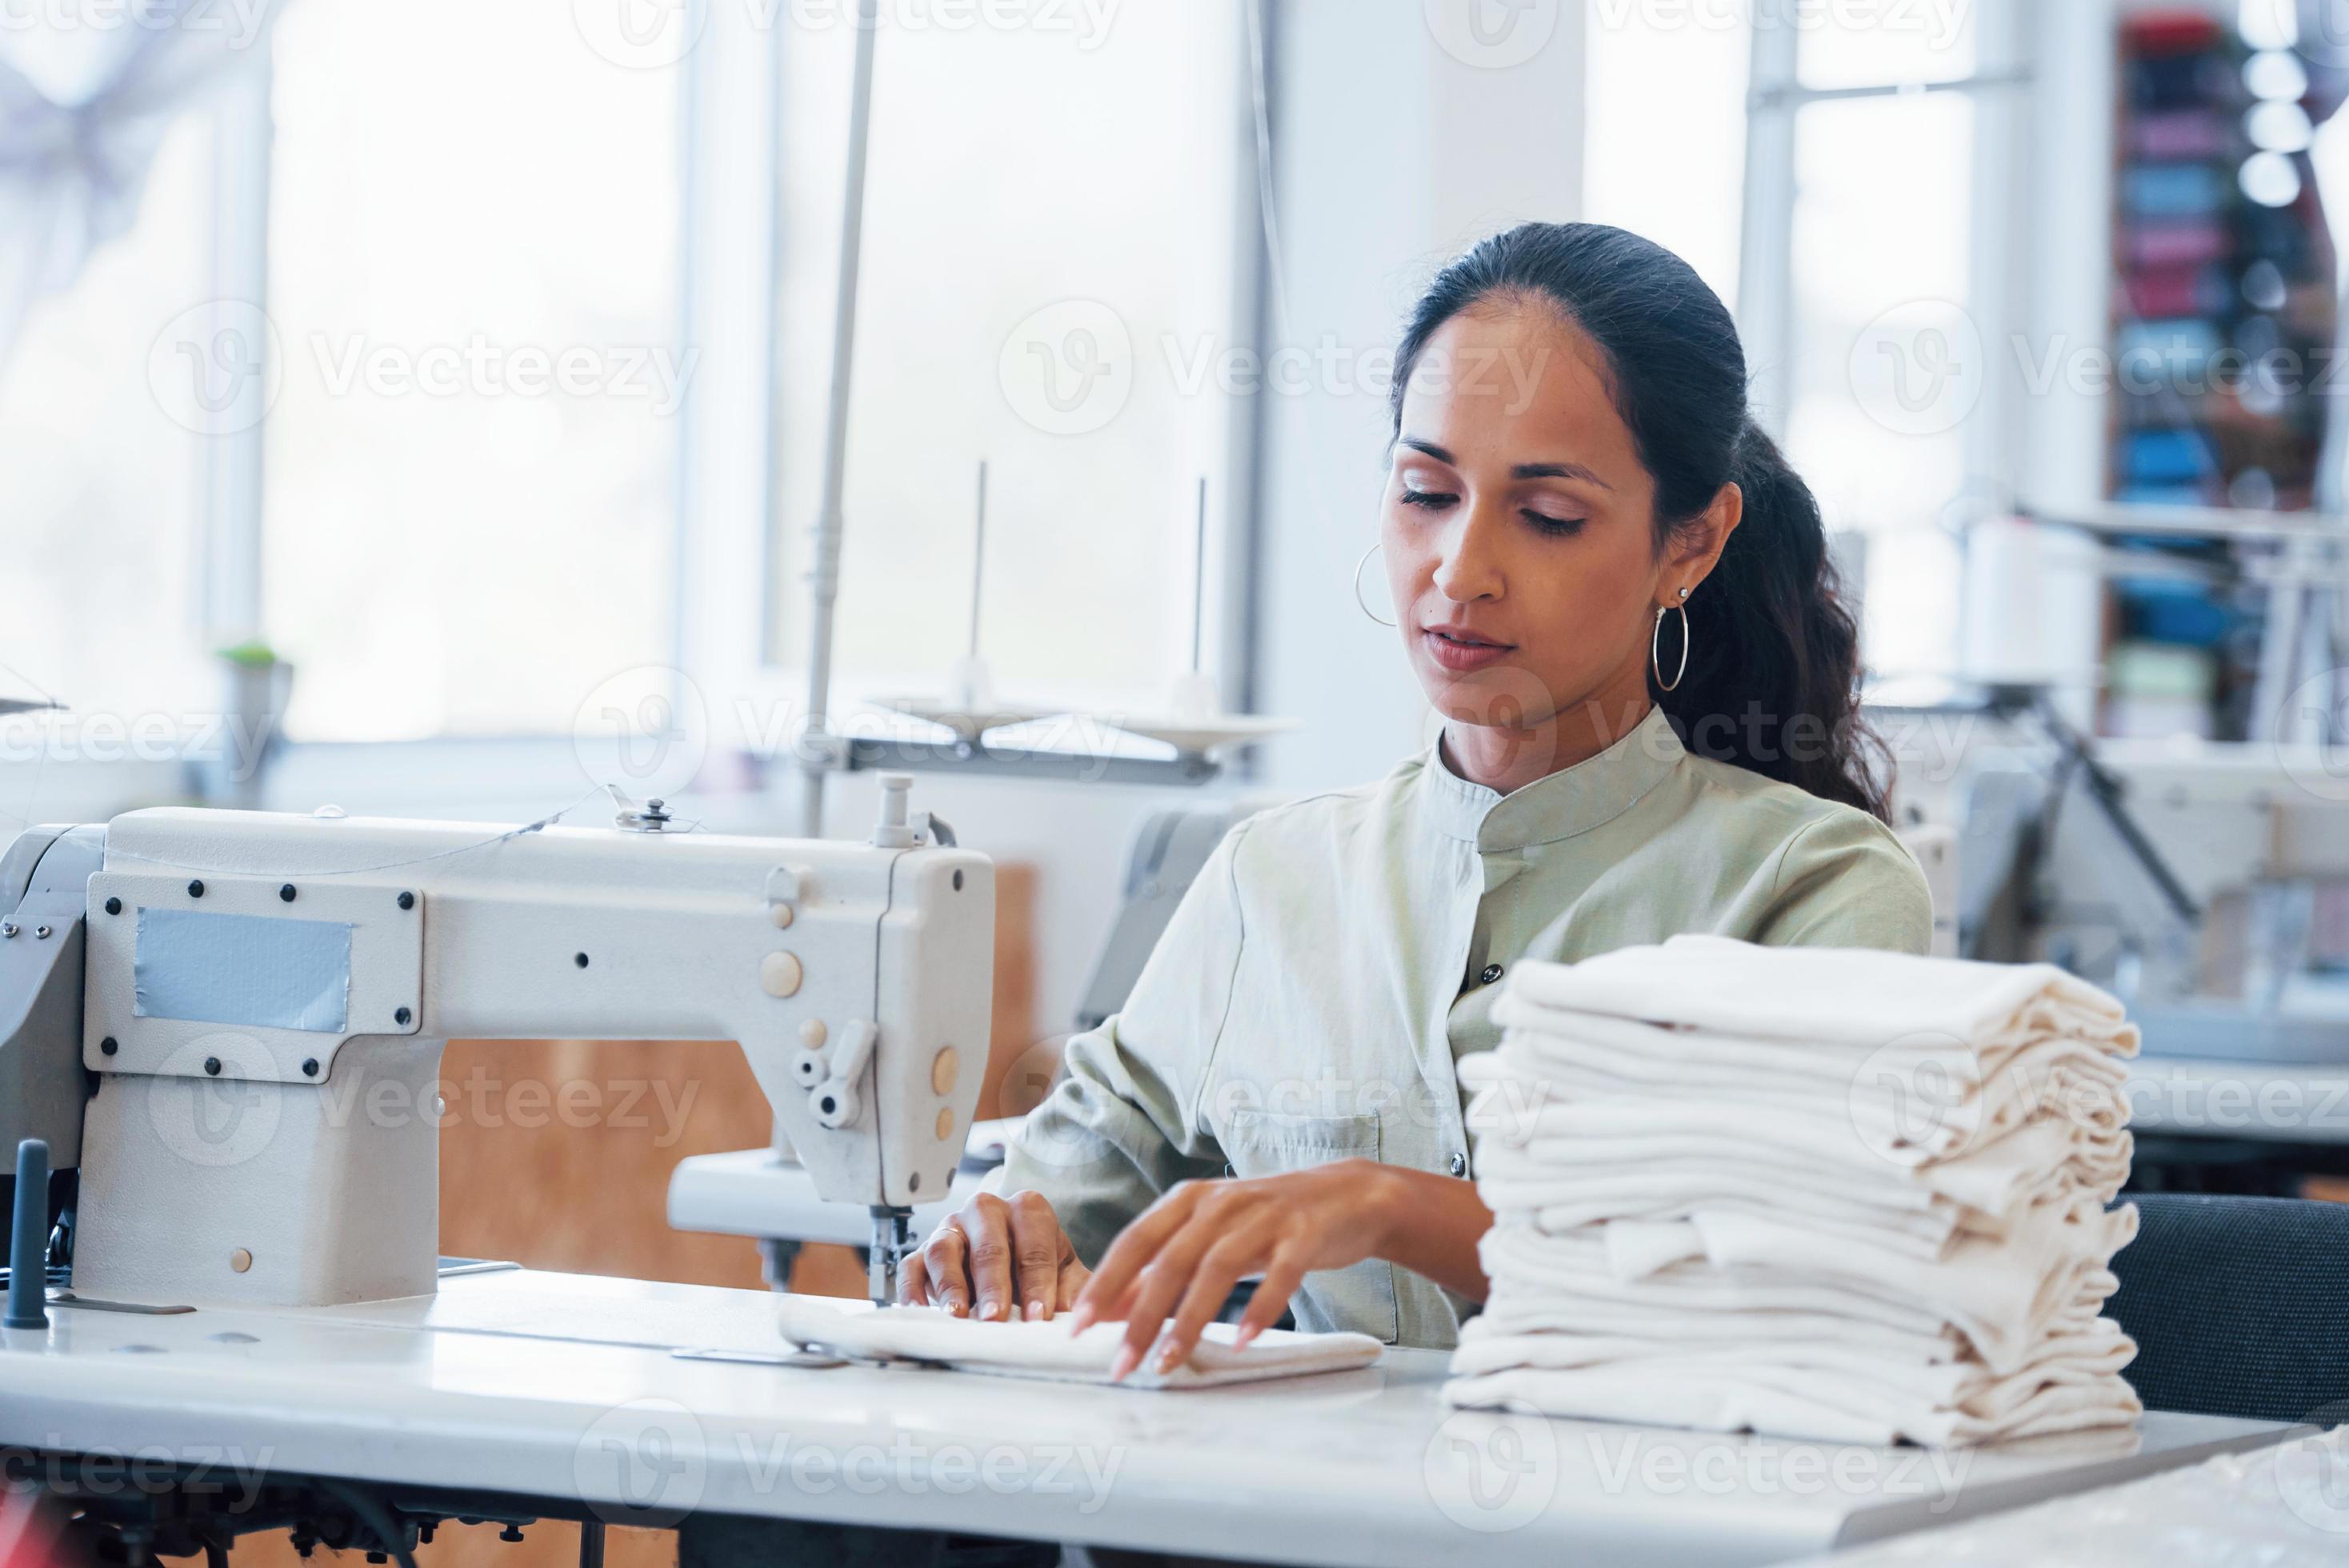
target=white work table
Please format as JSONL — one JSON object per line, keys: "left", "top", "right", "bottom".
{"left": 0, "top": 1268, "right": 2296, "bottom": 1566}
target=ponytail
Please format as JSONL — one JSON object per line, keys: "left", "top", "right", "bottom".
{"left": 1390, "top": 222, "right": 1891, "bottom": 821}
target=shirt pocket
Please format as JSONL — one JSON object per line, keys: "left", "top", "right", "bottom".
{"left": 1217, "top": 1110, "right": 1401, "bottom": 1346}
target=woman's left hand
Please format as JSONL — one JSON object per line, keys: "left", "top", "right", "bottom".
{"left": 1067, "top": 1158, "right": 1400, "bottom": 1381}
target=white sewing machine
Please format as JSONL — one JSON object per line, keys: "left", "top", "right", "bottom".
{"left": 1, "top": 772, "right": 993, "bottom": 1311}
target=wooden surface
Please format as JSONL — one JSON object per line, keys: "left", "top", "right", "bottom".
{"left": 221, "top": 863, "right": 1039, "bottom": 1566}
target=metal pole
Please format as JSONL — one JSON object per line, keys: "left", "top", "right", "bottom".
{"left": 1191, "top": 477, "right": 1208, "bottom": 674}
{"left": 968, "top": 460, "right": 989, "bottom": 659}
{"left": 798, "top": 0, "right": 882, "bottom": 839}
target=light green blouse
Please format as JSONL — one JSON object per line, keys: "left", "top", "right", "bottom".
{"left": 992, "top": 706, "right": 1933, "bottom": 1350}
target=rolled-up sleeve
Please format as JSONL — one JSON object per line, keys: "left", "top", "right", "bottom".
{"left": 989, "top": 824, "right": 1248, "bottom": 1265}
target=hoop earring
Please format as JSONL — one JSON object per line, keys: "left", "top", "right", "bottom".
{"left": 1652, "top": 589, "right": 1691, "bottom": 693}
{"left": 1353, "top": 542, "right": 1397, "bottom": 628}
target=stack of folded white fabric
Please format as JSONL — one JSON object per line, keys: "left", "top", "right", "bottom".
{"left": 1446, "top": 934, "right": 2144, "bottom": 1447}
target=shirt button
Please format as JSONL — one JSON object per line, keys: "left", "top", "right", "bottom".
{"left": 1449, "top": 1151, "right": 1469, "bottom": 1178}
{"left": 1479, "top": 962, "right": 1503, "bottom": 986}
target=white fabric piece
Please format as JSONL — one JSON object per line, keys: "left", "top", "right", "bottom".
{"left": 775, "top": 1297, "right": 1383, "bottom": 1390}
{"left": 1449, "top": 939, "right": 2142, "bottom": 1447}
{"left": 1443, "top": 1360, "right": 2141, "bottom": 1448}
{"left": 1471, "top": 1002, "right": 2135, "bottom": 1166}
{"left": 1502, "top": 934, "right": 2136, "bottom": 1054}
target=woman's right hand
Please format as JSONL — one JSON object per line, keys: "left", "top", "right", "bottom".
{"left": 898, "top": 1189, "right": 1091, "bottom": 1322}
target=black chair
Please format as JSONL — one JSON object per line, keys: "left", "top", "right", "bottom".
{"left": 2106, "top": 1192, "right": 2349, "bottom": 1422}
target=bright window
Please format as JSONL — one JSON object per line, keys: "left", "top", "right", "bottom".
{"left": 260, "top": 2, "right": 682, "bottom": 741}
{"left": 1746, "top": 6, "right": 2008, "bottom": 681}
{"left": 1580, "top": 2, "right": 1751, "bottom": 310}
{"left": 0, "top": 112, "right": 216, "bottom": 738}
{"left": 769, "top": 4, "right": 1250, "bottom": 721}
{"left": 1782, "top": 86, "right": 1976, "bottom": 676}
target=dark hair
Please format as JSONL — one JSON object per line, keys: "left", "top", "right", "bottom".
{"left": 1389, "top": 221, "right": 1891, "bottom": 821}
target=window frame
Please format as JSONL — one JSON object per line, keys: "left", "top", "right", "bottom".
{"left": 1735, "top": 0, "right": 2036, "bottom": 514}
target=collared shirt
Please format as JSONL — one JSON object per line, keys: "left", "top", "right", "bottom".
{"left": 992, "top": 706, "right": 1934, "bottom": 1350}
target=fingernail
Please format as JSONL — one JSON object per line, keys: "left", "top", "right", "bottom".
{"left": 1108, "top": 1344, "right": 1139, "bottom": 1382}
{"left": 1026, "top": 1301, "right": 1046, "bottom": 1321}
{"left": 1234, "top": 1326, "right": 1259, "bottom": 1350}
{"left": 980, "top": 1298, "right": 1003, "bottom": 1322}
{"left": 1068, "top": 1306, "right": 1094, "bottom": 1334}
{"left": 1154, "top": 1341, "right": 1183, "bottom": 1373}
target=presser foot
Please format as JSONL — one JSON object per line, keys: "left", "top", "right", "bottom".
{"left": 868, "top": 1206, "right": 914, "bottom": 1306}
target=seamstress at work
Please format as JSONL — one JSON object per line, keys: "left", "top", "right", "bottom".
{"left": 904, "top": 222, "right": 1935, "bottom": 1378}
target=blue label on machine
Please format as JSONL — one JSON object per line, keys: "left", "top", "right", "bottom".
{"left": 134, "top": 907, "right": 354, "bottom": 1033}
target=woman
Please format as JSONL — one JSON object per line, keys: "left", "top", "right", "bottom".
{"left": 902, "top": 222, "right": 1932, "bottom": 1380}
